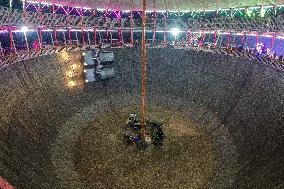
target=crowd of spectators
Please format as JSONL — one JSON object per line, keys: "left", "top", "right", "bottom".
{"left": 208, "top": 44, "right": 284, "bottom": 69}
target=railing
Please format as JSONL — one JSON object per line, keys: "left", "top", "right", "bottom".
{"left": 1, "top": 41, "right": 283, "bottom": 72}
{"left": 1, "top": 6, "right": 284, "bottom": 32}
{"left": 1, "top": 5, "right": 284, "bottom": 71}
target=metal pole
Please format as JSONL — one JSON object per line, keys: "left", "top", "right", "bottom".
{"left": 175, "top": 34, "right": 178, "bottom": 46}
{"left": 226, "top": 32, "right": 230, "bottom": 48}
{"left": 214, "top": 31, "right": 217, "bottom": 48}
{"left": 0, "top": 41, "right": 4, "bottom": 56}
{"left": 68, "top": 29, "right": 72, "bottom": 44}
{"left": 242, "top": 32, "right": 245, "bottom": 46}
{"left": 87, "top": 31, "right": 91, "bottom": 46}
{"left": 54, "top": 29, "right": 58, "bottom": 47}
{"left": 63, "top": 30, "right": 67, "bottom": 45}
{"left": 202, "top": 30, "right": 205, "bottom": 46}
{"left": 9, "top": 28, "right": 17, "bottom": 54}
{"left": 140, "top": 0, "right": 147, "bottom": 139}
{"left": 81, "top": 28, "right": 85, "bottom": 45}
{"left": 38, "top": 27, "right": 43, "bottom": 49}
{"left": 75, "top": 31, "right": 79, "bottom": 45}
{"left": 187, "top": 30, "right": 191, "bottom": 47}
{"left": 24, "top": 31, "right": 29, "bottom": 52}
{"left": 50, "top": 30, "right": 55, "bottom": 47}
{"left": 81, "top": 7, "right": 85, "bottom": 46}
{"left": 12, "top": 32, "right": 17, "bottom": 54}
{"left": 99, "top": 29, "right": 102, "bottom": 44}
{"left": 245, "top": 32, "right": 249, "bottom": 48}
{"left": 119, "top": 17, "right": 122, "bottom": 46}
{"left": 110, "top": 30, "right": 113, "bottom": 46}
{"left": 219, "top": 32, "right": 223, "bottom": 48}
{"left": 9, "top": 28, "right": 14, "bottom": 52}
{"left": 232, "top": 32, "right": 236, "bottom": 46}
{"left": 36, "top": 28, "right": 42, "bottom": 49}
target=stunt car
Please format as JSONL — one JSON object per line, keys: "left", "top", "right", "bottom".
{"left": 82, "top": 50, "right": 115, "bottom": 83}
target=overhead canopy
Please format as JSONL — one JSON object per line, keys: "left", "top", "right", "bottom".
{"left": 34, "top": 0, "right": 282, "bottom": 11}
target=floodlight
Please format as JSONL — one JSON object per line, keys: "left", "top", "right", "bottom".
{"left": 171, "top": 28, "right": 180, "bottom": 37}
{"left": 21, "top": 26, "right": 28, "bottom": 32}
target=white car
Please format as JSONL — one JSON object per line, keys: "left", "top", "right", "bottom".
{"left": 99, "top": 51, "right": 114, "bottom": 63}
{"left": 84, "top": 68, "right": 96, "bottom": 83}
{"left": 82, "top": 50, "right": 99, "bottom": 66}
{"left": 82, "top": 50, "right": 115, "bottom": 83}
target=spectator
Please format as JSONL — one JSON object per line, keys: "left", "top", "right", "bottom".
{"left": 33, "top": 39, "right": 40, "bottom": 51}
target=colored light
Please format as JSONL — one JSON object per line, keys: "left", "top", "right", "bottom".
{"left": 66, "top": 71, "right": 73, "bottom": 77}
{"left": 70, "top": 64, "right": 78, "bottom": 69}
{"left": 21, "top": 26, "right": 29, "bottom": 32}
{"left": 171, "top": 28, "right": 180, "bottom": 37}
{"left": 260, "top": 7, "right": 266, "bottom": 17}
{"left": 61, "top": 51, "right": 69, "bottom": 61}
{"left": 68, "top": 81, "right": 76, "bottom": 87}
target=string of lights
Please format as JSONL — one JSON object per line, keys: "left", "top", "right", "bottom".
{"left": 20, "top": 1, "right": 284, "bottom": 18}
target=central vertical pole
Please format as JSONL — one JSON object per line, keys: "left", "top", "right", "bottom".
{"left": 140, "top": 0, "right": 147, "bottom": 140}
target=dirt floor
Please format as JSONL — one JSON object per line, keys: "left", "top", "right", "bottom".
{"left": 74, "top": 106, "right": 217, "bottom": 189}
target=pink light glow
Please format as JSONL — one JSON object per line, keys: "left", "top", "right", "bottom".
{"left": 25, "top": 0, "right": 284, "bottom": 12}
{"left": 0, "top": 177, "right": 15, "bottom": 189}
{"left": 2, "top": 25, "right": 284, "bottom": 40}
{"left": 114, "top": 11, "right": 121, "bottom": 19}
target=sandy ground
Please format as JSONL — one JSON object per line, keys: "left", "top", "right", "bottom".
{"left": 74, "top": 106, "right": 216, "bottom": 189}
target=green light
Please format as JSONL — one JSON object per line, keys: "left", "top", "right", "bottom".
{"left": 246, "top": 8, "right": 252, "bottom": 17}
{"left": 260, "top": 7, "right": 266, "bottom": 17}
